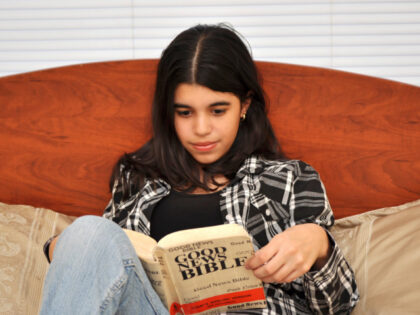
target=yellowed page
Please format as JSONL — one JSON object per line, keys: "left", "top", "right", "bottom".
{"left": 123, "top": 229, "right": 177, "bottom": 308}
{"left": 154, "top": 247, "right": 183, "bottom": 312}
{"left": 140, "top": 258, "right": 169, "bottom": 306}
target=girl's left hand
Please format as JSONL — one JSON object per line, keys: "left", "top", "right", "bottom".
{"left": 245, "top": 223, "right": 331, "bottom": 283}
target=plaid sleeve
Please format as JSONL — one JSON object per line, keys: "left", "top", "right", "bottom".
{"left": 288, "top": 161, "right": 334, "bottom": 228}
{"left": 102, "top": 176, "right": 131, "bottom": 227}
{"left": 102, "top": 166, "right": 137, "bottom": 228}
{"left": 303, "top": 231, "right": 359, "bottom": 314}
{"left": 102, "top": 169, "right": 169, "bottom": 234}
{"left": 290, "top": 161, "right": 359, "bottom": 313}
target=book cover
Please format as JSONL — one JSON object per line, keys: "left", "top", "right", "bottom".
{"left": 124, "top": 224, "right": 266, "bottom": 315}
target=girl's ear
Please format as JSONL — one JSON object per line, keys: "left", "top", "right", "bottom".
{"left": 241, "top": 92, "right": 252, "bottom": 117}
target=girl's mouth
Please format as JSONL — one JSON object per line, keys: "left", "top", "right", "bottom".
{"left": 192, "top": 142, "right": 217, "bottom": 152}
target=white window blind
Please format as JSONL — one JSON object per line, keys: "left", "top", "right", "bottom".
{"left": 0, "top": 0, "right": 419, "bottom": 86}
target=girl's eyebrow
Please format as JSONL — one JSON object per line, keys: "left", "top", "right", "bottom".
{"left": 174, "top": 101, "right": 231, "bottom": 108}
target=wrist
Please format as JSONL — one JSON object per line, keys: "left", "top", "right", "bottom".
{"left": 313, "top": 226, "right": 332, "bottom": 270}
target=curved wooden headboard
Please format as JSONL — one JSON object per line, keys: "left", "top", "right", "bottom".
{"left": 0, "top": 60, "right": 419, "bottom": 218}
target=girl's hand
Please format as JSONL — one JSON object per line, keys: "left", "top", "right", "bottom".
{"left": 48, "top": 235, "right": 59, "bottom": 262}
{"left": 245, "top": 224, "right": 331, "bottom": 283}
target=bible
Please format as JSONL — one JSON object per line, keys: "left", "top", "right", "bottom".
{"left": 124, "top": 224, "right": 267, "bottom": 315}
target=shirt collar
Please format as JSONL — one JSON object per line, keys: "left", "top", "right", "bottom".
{"left": 233, "top": 155, "right": 265, "bottom": 180}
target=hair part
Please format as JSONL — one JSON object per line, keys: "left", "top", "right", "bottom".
{"left": 191, "top": 34, "right": 204, "bottom": 81}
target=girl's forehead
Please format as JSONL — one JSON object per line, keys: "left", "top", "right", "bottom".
{"left": 175, "top": 83, "right": 215, "bottom": 93}
{"left": 174, "top": 83, "right": 234, "bottom": 98}
{"left": 173, "top": 84, "right": 240, "bottom": 107}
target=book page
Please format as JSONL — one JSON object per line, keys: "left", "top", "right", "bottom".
{"left": 157, "top": 224, "right": 248, "bottom": 248}
{"left": 124, "top": 229, "right": 177, "bottom": 308}
{"left": 140, "top": 258, "right": 168, "bottom": 306}
{"left": 158, "top": 226, "right": 266, "bottom": 314}
{"left": 124, "top": 229, "right": 157, "bottom": 263}
{"left": 154, "top": 247, "right": 183, "bottom": 312}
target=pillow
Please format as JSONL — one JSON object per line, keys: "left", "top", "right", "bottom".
{"left": 1, "top": 200, "right": 419, "bottom": 314}
{"left": 0, "top": 202, "right": 75, "bottom": 314}
{"left": 330, "top": 199, "right": 420, "bottom": 315}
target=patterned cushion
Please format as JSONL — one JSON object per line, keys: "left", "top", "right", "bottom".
{"left": 0, "top": 203, "right": 75, "bottom": 314}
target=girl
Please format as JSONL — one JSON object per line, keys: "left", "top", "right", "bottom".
{"left": 41, "top": 24, "right": 359, "bottom": 314}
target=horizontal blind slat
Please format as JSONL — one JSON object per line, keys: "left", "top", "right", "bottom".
{"left": 0, "top": 8, "right": 132, "bottom": 19}
{"left": 333, "top": 56, "right": 420, "bottom": 66}
{"left": 0, "top": 0, "right": 333, "bottom": 9}
{"left": 0, "top": 50, "right": 133, "bottom": 60}
{"left": 0, "top": 29, "right": 133, "bottom": 40}
{"left": 335, "top": 65, "right": 420, "bottom": 76}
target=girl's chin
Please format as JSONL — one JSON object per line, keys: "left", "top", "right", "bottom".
{"left": 190, "top": 152, "right": 222, "bottom": 165}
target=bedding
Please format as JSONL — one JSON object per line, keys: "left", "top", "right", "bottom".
{"left": 1, "top": 200, "right": 419, "bottom": 314}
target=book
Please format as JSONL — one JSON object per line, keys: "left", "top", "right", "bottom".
{"left": 124, "top": 224, "right": 267, "bottom": 315}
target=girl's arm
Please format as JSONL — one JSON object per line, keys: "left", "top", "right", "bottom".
{"left": 246, "top": 160, "right": 359, "bottom": 313}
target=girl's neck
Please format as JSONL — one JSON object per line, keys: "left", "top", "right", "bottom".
{"left": 188, "top": 174, "right": 229, "bottom": 194}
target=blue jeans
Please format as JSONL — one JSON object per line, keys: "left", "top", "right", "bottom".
{"left": 40, "top": 216, "right": 169, "bottom": 315}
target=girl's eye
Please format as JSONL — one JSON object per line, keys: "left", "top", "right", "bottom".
{"left": 212, "top": 108, "right": 226, "bottom": 115}
{"left": 176, "top": 110, "right": 191, "bottom": 117}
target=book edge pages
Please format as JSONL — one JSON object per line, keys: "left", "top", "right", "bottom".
{"left": 157, "top": 224, "right": 248, "bottom": 249}
{"left": 123, "top": 228, "right": 157, "bottom": 263}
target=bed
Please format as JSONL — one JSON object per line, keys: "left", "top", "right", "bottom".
{"left": 0, "top": 60, "right": 419, "bottom": 314}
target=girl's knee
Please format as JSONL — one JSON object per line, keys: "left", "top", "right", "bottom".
{"left": 73, "top": 215, "right": 118, "bottom": 229}
{"left": 72, "top": 215, "right": 108, "bottom": 227}
{"left": 64, "top": 215, "right": 121, "bottom": 242}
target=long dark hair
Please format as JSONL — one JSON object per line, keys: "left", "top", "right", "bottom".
{"left": 111, "top": 24, "right": 285, "bottom": 198}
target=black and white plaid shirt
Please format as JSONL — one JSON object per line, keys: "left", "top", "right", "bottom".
{"left": 103, "top": 156, "right": 359, "bottom": 314}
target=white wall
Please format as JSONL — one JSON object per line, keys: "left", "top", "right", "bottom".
{"left": 1, "top": 0, "right": 419, "bottom": 86}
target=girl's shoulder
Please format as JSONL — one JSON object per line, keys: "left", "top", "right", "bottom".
{"left": 239, "top": 156, "right": 319, "bottom": 179}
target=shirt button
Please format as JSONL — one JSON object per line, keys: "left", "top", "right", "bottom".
{"left": 265, "top": 209, "right": 271, "bottom": 216}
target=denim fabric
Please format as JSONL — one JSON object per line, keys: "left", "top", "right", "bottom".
{"left": 40, "top": 216, "right": 169, "bottom": 315}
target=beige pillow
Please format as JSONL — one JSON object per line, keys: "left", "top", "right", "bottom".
{"left": 330, "top": 199, "right": 420, "bottom": 315}
{"left": 0, "top": 203, "right": 75, "bottom": 315}
{"left": 1, "top": 200, "right": 419, "bottom": 314}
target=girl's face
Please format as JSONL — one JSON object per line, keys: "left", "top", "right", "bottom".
{"left": 174, "top": 83, "right": 249, "bottom": 165}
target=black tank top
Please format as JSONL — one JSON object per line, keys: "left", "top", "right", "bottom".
{"left": 150, "top": 190, "right": 223, "bottom": 242}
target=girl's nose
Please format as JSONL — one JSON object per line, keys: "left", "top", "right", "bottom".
{"left": 194, "top": 115, "right": 212, "bottom": 136}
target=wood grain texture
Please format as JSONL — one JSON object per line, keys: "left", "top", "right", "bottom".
{"left": 0, "top": 60, "right": 419, "bottom": 218}
{"left": 258, "top": 62, "right": 420, "bottom": 217}
{"left": 0, "top": 60, "right": 158, "bottom": 217}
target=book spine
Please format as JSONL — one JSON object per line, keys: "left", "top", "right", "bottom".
{"left": 153, "top": 247, "right": 181, "bottom": 314}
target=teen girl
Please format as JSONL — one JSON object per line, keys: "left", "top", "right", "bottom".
{"left": 41, "top": 24, "right": 359, "bottom": 314}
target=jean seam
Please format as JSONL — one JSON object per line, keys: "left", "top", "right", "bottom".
{"left": 132, "top": 263, "right": 168, "bottom": 314}
{"left": 99, "top": 270, "right": 128, "bottom": 314}
{"left": 99, "top": 260, "right": 166, "bottom": 315}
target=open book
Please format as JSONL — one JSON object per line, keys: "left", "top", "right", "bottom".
{"left": 124, "top": 224, "right": 267, "bottom": 315}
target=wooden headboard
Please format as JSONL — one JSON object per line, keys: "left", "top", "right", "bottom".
{"left": 0, "top": 60, "right": 419, "bottom": 219}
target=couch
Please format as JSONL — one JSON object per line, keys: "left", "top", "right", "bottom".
{"left": 0, "top": 60, "right": 419, "bottom": 314}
